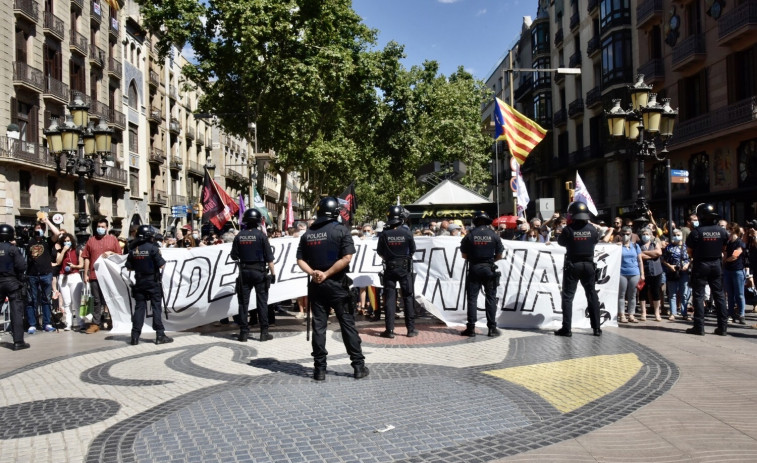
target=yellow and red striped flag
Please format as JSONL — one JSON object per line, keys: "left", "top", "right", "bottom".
{"left": 493, "top": 97, "right": 547, "bottom": 165}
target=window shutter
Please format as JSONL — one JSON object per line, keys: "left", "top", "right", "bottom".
{"left": 10, "top": 97, "right": 18, "bottom": 124}
{"left": 29, "top": 104, "right": 39, "bottom": 144}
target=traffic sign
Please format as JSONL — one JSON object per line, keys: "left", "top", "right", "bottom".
{"left": 510, "top": 177, "right": 518, "bottom": 192}
{"left": 510, "top": 157, "right": 518, "bottom": 171}
{"left": 671, "top": 169, "right": 688, "bottom": 177}
{"left": 171, "top": 205, "right": 188, "bottom": 217}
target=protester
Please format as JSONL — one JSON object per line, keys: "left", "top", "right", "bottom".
{"left": 618, "top": 226, "right": 644, "bottom": 323}
{"left": 25, "top": 216, "right": 61, "bottom": 334}
{"left": 53, "top": 233, "right": 83, "bottom": 331}
{"left": 639, "top": 227, "right": 664, "bottom": 321}
{"left": 663, "top": 229, "right": 691, "bottom": 321}
{"left": 723, "top": 222, "right": 747, "bottom": 324}
{"left": 81, "top": 219, "right": 121, "bottom": 333}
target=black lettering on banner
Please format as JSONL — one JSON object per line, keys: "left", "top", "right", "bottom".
{"left": 207, "top": 250, "right": 236, "bottom": 303}
{"left": 420, "top": 246, "right": 466, "bottom": 311}
{"left": 502, "top": 248, "right": 528, "bottom": 312}
{"left": 170, "top": 256, "right": 211, "bottom": 312}
{"left": 117, "top": 265, "right": 135, "bottom": 314}
{"left": 523, "top": 250, "right": 560, "bottom": 313}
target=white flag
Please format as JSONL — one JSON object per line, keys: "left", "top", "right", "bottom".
{"left": 574, "top": 171, "right": 598, "bottom": 216}
{"left": 516, "top": 165, "right": 529, "bottom": 214}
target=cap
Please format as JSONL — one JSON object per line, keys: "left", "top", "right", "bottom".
{"left": 181, "top": 224, "right": 193, "bottom": 230}
{"left": 516, "top": 217, "right": 527, "bottom": 224}
{"left": 447, "top": 223, "right": 460, "bottom": 231}
{"left": 350, "top": 229, "right": 359, "bottom": 236}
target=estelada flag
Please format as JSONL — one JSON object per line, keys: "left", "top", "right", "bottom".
{"left": 338, "top": 181, "right": 358, "bottom": 227}
{"left": 202, "top": 170, "right": 239, "bottom": 229}
{"left": 493, "top": 97, "right": 547, "bottom": 165}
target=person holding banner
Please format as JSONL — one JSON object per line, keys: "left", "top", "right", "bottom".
{"left": 231, "top": 209, "right": 275, "bottom": 343}
{"left": 377, "top": 205, "right": 418, "bottom": 338}
{"left": 296, "top": 197, "right": 368, "bottom": 381}
{"left": 125, "top": 225, "right": 171, "bottom": 345}
{"left": 460, "top": 211, "right": 504, "bottom": 337}
{"left": 555, "top": 201, "right": 602, "bottom": 337}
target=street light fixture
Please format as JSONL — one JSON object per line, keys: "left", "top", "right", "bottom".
{"left": 605, "top": 74, "right": 678, "bottom": 229}
{"left": 44, "top": 92, "right": 113, "bottom": 242}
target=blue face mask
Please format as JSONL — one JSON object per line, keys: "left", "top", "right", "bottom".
{"left": 64, "top": 241, "right": 72, "bottom": 247}
{"left": 642, "top": 235, "right": 651, "bottom": 243}
{"left": 528, "top": 237, "right": 537, "bottom": 242}
{"left": 96, "top": 227, "right": 106, "bottom": 236}
{"left": 672, "top": 236, "right": 681, "bottom": 242}
{"left": 692, "top": 221, "right": 699, "bottom": 228}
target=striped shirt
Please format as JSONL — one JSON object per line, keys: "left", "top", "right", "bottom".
{"left": 81, "top": 234, "right": 121, "bottom": 280}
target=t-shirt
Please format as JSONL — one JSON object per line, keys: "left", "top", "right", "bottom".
{"left": 82, "top": 234, "right": 121, "bottom": 280}
{"left": 620, "top": 243, "right": 642, "bottom": 277}
{"left": 26, "top": 237, "right": 56, "bottom": 276}
{"left": 724, "top": 239, "right": 746, "bottom": 271}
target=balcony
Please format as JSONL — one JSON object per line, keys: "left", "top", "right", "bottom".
{"left": 568, "top": 98, "right": 585, "bottom": 118}
{"left": 532, "top": 42, "right": 550, "bottom": 58}
{"left": 70, "top": 90, "right": 91, "bottom": 107}
{"left": 587, "top": 35, "right": 601, "bottom": 57}
{"left": 89, "top": 44, "right": 105, "bottom": 68}
{"left": 569, "top": 51, "right": 582, "bottom": 68}
{"left": 553, "top": 108, "right": 568, "bottom": 127}
{"left": 585, "top": 86, "right": 602, "bottom": 108}
{"left": 109, "top": 107, "right": 126, "bottom": 130}
{"left": 170, "top": 195, "right": 187, "bottom": 207}
{"left": 71, "top": 0, "right": 83, "bottom": 11}
{"left": 94, "top": 162, "right": 127, "bottom": 186}
{"left": 89, "top": 100, "right": 110, "bottom": 120}
{"left": 109, "top": 16, "right": 119, "bottom": 39}
{"left": 91, "top": 0, "right": 101, "bottom": 25}
{"left": 70, "top": 30, "right": 88, "bottom": 56}
{"left": 43, "top": 11, "right": 65, "bottom": 41}
{"left": 148, "top": 148, "right": 165, "bottom": 164}
{"left": 149, "top": 69, "right": 160, "bottom": 88}
{"left": 196, "top": 133, "right": 204, "bottom": 146}
{"left": 148, "top": 106, "right": 162, "bottom": 124}
{"left": 533, "top": 74, "right": 551, "bottom": 92}
{"left": 149, "top": 189, "right": 167, "bottom": 206}
{"left": 187, "top": 160, "right": 203, "bottom": 176}
{"left": 637, "top": 0, "right": 663, "bottom": 29}
{"left": 670, "top": 96, "right": 757, "bottom": 147}
{"left": 186, "top": 127, "right": 195, "bottom": 140}
{"left": 570, "top": 13, "right": 580, "bottom": 31}
{"left": 107, "top": 57, "right": 121, "bottom": 78}
{"left": 169, "top": 119, "right": 181, "bottom": 135}
{"left": 588, "top": 0, "right": 599, "bottom": 14}
{"left": 671, "top": 33, "right": 706, "bottom": 72}
{"left": 0, "top": 137, "right": 55, "bottom": 170}
{"left": 637, "top": 59, "right": 665, "bottom": 86}
{"left": 554, "top": 28, "right": 564, "bottom": 47}
{"left": 168, "top": 85, "right": 178, "bottom": 100}
{"left": 555, "top": 70, "right": 566, "bottom": 85}
{"left": 718, "top": 0, "right": 757, "bottom": 50}
{"left": 169, "top": 156, "right": 182, "bottom": 170}
{"left": 14, "top": 0, "right": 38, "bottom": 23}
{"left": 13, "top": 61, "right": 44, "bottom": 92}
{"left": 43, "top": 76, "right": 69, "bottom": 104}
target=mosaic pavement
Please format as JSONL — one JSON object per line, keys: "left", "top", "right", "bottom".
{"left": 0, "top": 325, "right": 678, "bottom": 463}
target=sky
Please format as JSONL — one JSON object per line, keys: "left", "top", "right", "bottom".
{"left": 352, "top": 0, "right": 538, "bottom": 82}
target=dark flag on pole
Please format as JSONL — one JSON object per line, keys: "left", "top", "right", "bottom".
{"left": 338, "top": 181, "right": 358, "bottom": 227}
{"left": 202, "top": 169, "right": 239, "bottom": 230}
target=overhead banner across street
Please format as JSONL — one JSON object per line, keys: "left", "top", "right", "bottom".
{"left": 96, "top": 237, "right": 621, "bottom": 334}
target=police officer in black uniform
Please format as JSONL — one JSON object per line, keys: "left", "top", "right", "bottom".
{"left": 0, "top": 225, "right": 29, "bottom": 350}
{"left": 297, "top": 196, "right": 368, "bottom": 381}
{"left": 685, "top": 203, "right": 729, "bottom": 336}
{"left": 125, "top": 225, "right": 172, "bottom": 345}
{"left": 460, "top": 211, "right": 505, "bottom": 337}
{"left": 377, "top": 205, "right": 418, "bottom": 338}
{"left": 555, "top": 201, "right": 602, "bottom": 337}
{"left": 231, "top": 208, "right": 275, "bottom": 342}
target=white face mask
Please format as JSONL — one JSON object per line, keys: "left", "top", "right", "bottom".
{"left": 528, "top": 237, "right": 537, "bottom": 242}
{"left": 63, "top": 241, "right": 72, "bottom": 247}
{"left": 96, "top": 227, "right": 106, "bottom": 236}
{"left": 672, "top": 235, "right": 682, "bottom": 242}
{"left": 623, "top": 235, "right": 631, "bottom": 242}
{"left": 192, "top": 233, "right": 199, "bottom": 240}
{"left": 692, "top": 221, "right": 699, "bottom": 228}
{"left": 642, "top": 235, "right": 651, "bottom": 243}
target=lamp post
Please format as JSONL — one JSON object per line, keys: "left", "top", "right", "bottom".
{"left": 605, "top": 74, "right": 678, "bottom": 234}
{"left": 44, "top": 92, "right": 113, "bottom": 243}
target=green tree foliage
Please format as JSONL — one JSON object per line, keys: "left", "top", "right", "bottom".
{"left": 137, "top": 0, "right": 493, "bottom": 224}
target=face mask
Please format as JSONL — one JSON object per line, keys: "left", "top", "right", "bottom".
{"left": 642, "top": 235, "right": 651, "bottom": 243}
{"left": 623, "top": 235, "right": 631, "bottom": 242}
{"left": 672, "top": 235, "right": 681, "bottom": 242}
{"left": 64, "top": 241, "right": 72, "bottom": 247}
{"left": 96, "top": 227, "right": 106, "bottom": 236}
{"left": 363, "top": 232, "right": 371, "bottom": 237}
{"left": 36, "top": 230, "right": 44, "bottom": 237}
{"left": 528, "top": 237, "right": 537, "bottom": 242}
{"left": 556, "top": 225, "right": 564, "bottom": 232}
{"left": 192, "top": 234, "right": 199, "bottom": 240}
{"left": 692, "top": 221, "right": 699, "bottom": 228}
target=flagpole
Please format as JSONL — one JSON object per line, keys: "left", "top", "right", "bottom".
{"left": 205, "top": 166, "right": 239, "bottom": 230}
{"left": 508, "top": 50, "right": 517, "bottom": 217}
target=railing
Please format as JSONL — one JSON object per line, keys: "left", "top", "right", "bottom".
{"left": 187, "top": 160, "right": 203, "bottom": 176}
{"left": 91, "top": 0, "right": 101, "bottom": 24}
{"left": 70, "top": 30, "right": 88, "bottom": 55}
{"left": 718, "top": 0, "right": 757, "bottom": 42}
{"left": 71, "top": 0, "right": 83, "bottom": 10}
{"left": 109, "top": 108, "right": 126, "bottom": 128}
{"left": 70, "top": 90, "right": 91, "bottom": 106}
{"left": 149, "top": 70, "right": 160, "bottom": 87}
{"left": 94, "top": 162, "right": 127, "bottom": 185}
{"left": 637, "top": 59, "right": 664, "bottom": 82}
{"left": 0, "top": 136, "right": 55, "bottom": 170}
{"left": 637, "top": 0, "right": 663, "bottom": 27}
{"left": 554, "top": 28, "right": 564, "bottom": 46}
{"left": 89, "top": 100, "right": 110, "bottom": 119}
{"left": 148, "top": 106, "right": 162, "bottom": 123}
{"left": 44, "top": 75, "right": 69, "bottom": 102}
{"left": 150, "top": 189, "right": 167, "bottom": 205}
{"left": 670, "top": 96, "right": 757, "bottom": 146}
{"left": 570, "top": 13, "right": 580, "bottom": 30}
{"left": 169, "top": 120, "right": 181, "bottom": 134}
{"left": 43, "top": 11, "right": 64, "bottom": 40}
{"left": 109, "top": 16, "right": 119, "bottom": 38}
{"left": 186, "top": 127, "right": 195, "bottom": 140}
{"left": 585, "top": 86, "right": 602, "bottom": 108}
{"left": 553, "top": 108, "right": 568, "bottom": 127}
{"left": 533, "top": 74, "right": 551, "bottom": 91}
{"left": 13, "top": 61, "right": 44, "bottom": 91}
{"left": 89, "top": 44, "right": 105, "bottom": 67}
{"left": 20, "top": 191, "right": 31, "bottom": 209}
{"left": 170, "top": 156, "right": 182, "bottom": 169}
{"left": 107, "top": 57, "right": 122, "bottom": 77}
{"left": 672, "top": 33, "right": 706, "bottom": 67}
{"left": 14, "top": 0, "right": 38, "bottom": 21}
{"left": 568, "top": 98, "right": 585, "bottom": 118}
{"left": 196, "top": 133, "right": 205, "bottom": 146}
{"left": 587, "top": 36, "right": 600, "bottom": 57}
{"left": 569, "top": 51, "right": 582, "bottom": 68}
{"left": 149, "top": 148, "right": 165, "bottom": 163}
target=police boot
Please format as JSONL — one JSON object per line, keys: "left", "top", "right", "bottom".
{"left": 155, "top": 334, "right": 174, "bottom": 345}
{"left": 353, "top": 365, "right": 370, "bottom": 379}
{"left": 460, "top": 326, "right": 476, "bottom": 337}
{"left": 487, "top": 327, "right": 501, "bottom": 337}
{"left": 379, "top": 329, "right": 394, "bottom": 339}
{"left": 313, "top": 368, "right": 326, "bottom": 381}
{"left": 12, "top": 342, "right": 30, "bottom": 351}
{"left": 593, "top": 328, "right": 602, "bottom": 337}
{"left": 130, "top": 334, "right": 140, "bottom": 345}
{"left": 238, "top": 331, "right": 248, "bottom": 342}
{"left": 260, "top": 329, "right": 273, "bottom": 342}
{"left": 714, "top": 327, "right": 727, "bottom": 336}
{"left": 685, "top": 327, "right": 705, "bottom": 336}
{"left": 554, "top": 328, "right": 572, "bottom": 337}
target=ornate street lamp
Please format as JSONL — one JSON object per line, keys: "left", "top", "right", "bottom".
{"left": 44, "top": 92, "right": 113, "bottom": 242}
{"left": 605, "top": 75, "right": 678, "bottom": 229}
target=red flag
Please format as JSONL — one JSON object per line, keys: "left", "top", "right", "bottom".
{"left": 338, "top": 181, "right": 358, "bottom": 227}
{"left": 202, "top": 170, "right": 240, "bottom": 229}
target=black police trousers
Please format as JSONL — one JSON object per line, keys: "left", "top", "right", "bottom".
{"left": 309, "top": 278, "right": 364, "bottom": 370}
{"left": 561, "top": 261, "right": 601, "bottom": 330}
{"left": 691, "top": 260, "right": 728, "bottom": 332}
{"left": 0, "top": 278, "right": 25, "bottom": 343}
{"left": 466, "top": 263, "right": 498, "bottom": 329}
{"left": 237, "top": 268, "right": 269, "bottom": 333}
{"left": 132, "top": 279, "right": 165, "bottom": 337}
{"left": 383, "top": 269, "right": 415, "bottom": 332}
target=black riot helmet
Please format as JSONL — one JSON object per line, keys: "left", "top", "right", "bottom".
{"left": 0, "top": 224, "right": 15, "bottom": 242}
{"left": 567, "top": 201, "right": 591, "bottom": 222}
{"left": 386, "top": 205, "right": 404, "bottom": 227}
{"left": 243, "top": 208, "right": 262, "bottom": 227}
{"left": 316, "top": 197, "right": 340, "bottom": 219}
{"left": 136, "top": 225, "right": 153, "bottom": 241}
{"left": 473, "top": 211, "right": 493, "bottom": 226}
{"left": 695, "top": 203, "right": 718, "bottom": 224}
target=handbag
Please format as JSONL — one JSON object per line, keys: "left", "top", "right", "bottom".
{"left": 79, "top": 284, "right": 91, "bottom": 319}
{"left": 636, "top": 279, "right": 646, "bottom": 291}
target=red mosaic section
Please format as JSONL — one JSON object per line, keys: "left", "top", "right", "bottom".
{"left": 357, "top": 323, "right": 473, "bottom": 346}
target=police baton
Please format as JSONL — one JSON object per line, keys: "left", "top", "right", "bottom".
{"left": 306, "top": 274, "right": 311, "bottom": 342}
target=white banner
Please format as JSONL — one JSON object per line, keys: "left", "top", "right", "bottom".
{"left": 95, "top": 237, "right": 621, "bottom": 333}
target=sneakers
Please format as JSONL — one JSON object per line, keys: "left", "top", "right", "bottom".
{"left": 668, "top": 315, "right": 676, "bottom": 321}
{"left": 27, "top": 326, "right": 36, "bottom": 335}
{"left": 353, "top": 365, "right": 370, "bottom": 379}
{"left": 44, "top": 324, "right": 55, "bottom": 332}
{"left": 84, "top": 324, "right": 100, "bottom": 334}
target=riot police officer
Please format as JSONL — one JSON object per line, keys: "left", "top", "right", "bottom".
{"left": 230, "top": 208, "right": 275, "bottom": 342}
{"left": 555, "top": 201, "right": 602, "bottom": 337}
{"left": 297, "top": 196, "right": 368, "bottom": 381}
{"left": 460, "top": 211, "right": 505, "bottom": 337}
{"left": 125, "top": 225, "right": 172, "bottom": 345}
{"left": 0, "top": 225, "right": 29, "bottom": 350}
{"left": 377, "top": 205, "right": 417, "bottom": 338}
{"left": 685, "top": 203, "right": 729, "bottom": 336}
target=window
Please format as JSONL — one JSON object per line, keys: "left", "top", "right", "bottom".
{"left": 128, "top": 81, "right": 138, "bottom": 108}
{"left": 678, "top": 69, "right": 708, "bottom": 121}
{"left": 10, "top": 98, "right": 38, "bottom": 143}
{"left": 69, "top": 57, "right": 86, "bottom": 93}
{"left": 16, "top": 27, "right": 29, "bottom": 63}
{"left": 532, "top": 22, "right": 549, "bottom": 55}
{"left": 129, "top": 125, "right": 139, "bottom": 154}
{"left": 599, "top": 0, "right": 631, "bottom": 32}
{"left": 727, "top": 45, "right": 757, "bottom": 104}
{"left": 685, "top": 2, "right": 702, "bottom": 36}
{"left": 601, "top": 30, "right": 632, "bottom": 87}
{"left": 689, "top": 152, "right": 709, "bottom": 195}
{"left": 43, "top": 43, "right": 62, "bottom": 79}
{"left": 130, "top": 170, "right": 139, "bottom": 196}
{"left": 90, "top": 72, "right": 99, "bottom": 101}
{"left": 533, "top": 94, "right": 552, "bottom": 124}
{"left": 650, "top": 25, "right": 662, "bottom": 60}
{"left": 533, "top": 56, "right": 551, "bottom": 87}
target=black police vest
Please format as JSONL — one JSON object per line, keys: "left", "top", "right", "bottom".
{"left": 129, "top": 243, "right": 157, "bottom": 274}
{"left": 464, "top": 227, "right": 500, "bottom": 263}
{"left": 689, "top": 225, "right": 728, "bottom": 261}
{"left": 236, "top": 230, "right": 268, "bottom": 263}
{"left": 562, "top": 222, "right": 598, "bottom": 261}
{"left": 0, "top": 243, "right": 16, "bottom": 276}
{"left": 301, "top": 222, "right": 343, "bottom": 271}
{"left": 379, "top": 228, "right": 413, "bottom": 259}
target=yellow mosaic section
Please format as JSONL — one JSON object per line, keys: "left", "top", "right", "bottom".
{"left": 484, "top": 353, "right": 643, "bottom": 413}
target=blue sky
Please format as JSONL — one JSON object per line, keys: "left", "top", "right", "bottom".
{"left": 352, "top": 0, "right": 537, "bottom": 81}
